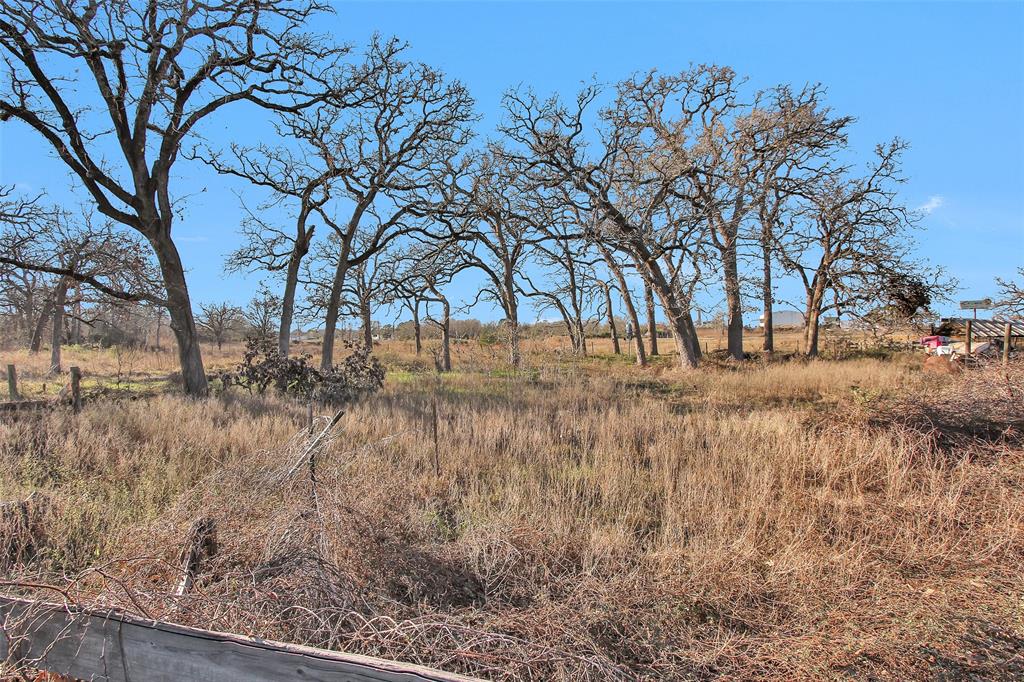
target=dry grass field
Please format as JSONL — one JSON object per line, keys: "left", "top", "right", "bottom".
{"left": 2, "top": 337, "right": 1022, "bottom": 680}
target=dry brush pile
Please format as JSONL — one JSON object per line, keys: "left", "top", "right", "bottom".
{"left": 1, "top": 358, "right": 1022, "bottom": 680}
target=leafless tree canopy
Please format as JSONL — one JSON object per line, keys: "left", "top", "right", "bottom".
{"left": 0, "top": 0, "right": 348, "bottom": 393}
{"left": 196, "top": 301, "right": 245, "bottom": 350}
{"left": 996, "top": 268, "right": 1024, "bottom": 319}
{"left": 0, "top": 10, "right": 952, "bottom": 375}
{"left": 0, "top": 200, "right": 161, "bottom": 367}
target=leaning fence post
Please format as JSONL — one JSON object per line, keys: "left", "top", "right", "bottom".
{"left": 1004, "top": 322, "right": 1012, "bottom": 366}
{"left": 70, "top": 366, "right": 81, "bottom": 413}
{"left": 6, "top": 364, "right": 17, "bottom": 401}
{"left": 965, "top": 319, "right": 973, "bottom": 359}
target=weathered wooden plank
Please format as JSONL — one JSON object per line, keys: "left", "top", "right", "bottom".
{"left": 0, "top": 596, "right": 479, "bottom": 682}
{"left": 0, "top": 399, "right": 50, "bottom": 413}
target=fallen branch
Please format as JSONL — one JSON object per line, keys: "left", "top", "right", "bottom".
{"left": 283, "top": 409, "right": 346, "bottom": 480}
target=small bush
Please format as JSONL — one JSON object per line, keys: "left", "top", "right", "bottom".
{"left": 223, "top": 337, "right": 384, "bottom": 406}
{"left": 315, "top": 341, "right": 386, "bottom": 405}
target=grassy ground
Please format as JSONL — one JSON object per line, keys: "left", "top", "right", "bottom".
{"left": 1, "top": 338, "right": 1021, "bottom": 680}
{"left": 1, "top": 326, "right": 893, "bottom": 398}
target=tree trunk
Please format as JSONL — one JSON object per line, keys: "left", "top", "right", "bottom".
{"left": 722, "top": 241, "right": 744, "bottom": 360}
{"left": 566, "top": 253, "right": 586, "bottom": 356}
{"left": 803, "top": 280, "right": 826, "bottom": 357}
{"left": 412, "top": 300, "right": 422, "bottom": 356}
{"left": 506, "top": 316, "right": 520, "bottom": 368}
{"left": 278, "top": 219, "right": 314, "bottom": 357}
{"left": 575, "top": 318, "right": 587, "bottom": 356}
{"left": 361, "top": 300, "right": 373, "bottom": 350}
{"left": 682, "top": 308, "right": 702, "bottom": 360}
{"left": 504, "top": 280, "right": 521, "bottom": 368}
{"left": 555, "top": 303, "right": 585, "bottom": 356}
{"left": 152, "top": 235, "right": 208, "bottom": 396}
{"left": 761, "top": 230, "right": 774, "bottom": 353}
{"left": 278, "top": 251, "right": 302, "bottom": 357}
{"left": 658, "top": 303, "right": 701, "bottom": 369}
{"left": 320, "top": 257, "right": 351, "bottom": 370}
{"left": 604, "top": 284, "right": 621, "bottom": 354}
{"left": 624, "top": 292, "right": 646, "bottom": 366}
{"left": 72, "top": 281, "right": 82, "bottom": 345}
{"left": 804, "top": 312, "right": 821, "bottom": 358}
{"left": 439, "top": 298, "right": 451, "bottom": 372}
{"left": 639, "top": 255, "right": 700, "bottom": 369}
{"left": 49, "top": 279, "right": 68, "bottom": 375}
{"left": 155, "top": 307, "right": 162, "bottom": 351}
{"left": 599, "top": 246, "right": 645, "bottom": 366}
{"left": 29, "top": 297, "right": 53, "bottom": 353}
{"left": 644, "top": 283, "right": 659, "bottom": 356}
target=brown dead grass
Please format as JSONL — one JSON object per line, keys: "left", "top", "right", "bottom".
{"left": 1, "top": 347, "right": 1022, "bottom": 680}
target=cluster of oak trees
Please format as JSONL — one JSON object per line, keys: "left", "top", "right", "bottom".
{"left": 0, "top": 0, "right": 940, "bottom": 395}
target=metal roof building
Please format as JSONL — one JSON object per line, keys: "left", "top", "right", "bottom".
{"left": 944, "top": 318, "right": 1024, "bottom": 338}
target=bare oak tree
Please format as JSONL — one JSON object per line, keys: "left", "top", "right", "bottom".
{"left": 196, "top": 302, "right": 244, "bottom": 350}
{"left": 599, "top": 280, "right": 621, "bottom": 355}
{"left": 1, "top": 206, "right": 160, "bottom": 371}
{"left": 195, "top": 60, "right": 377, "bottom": 356}
{"left": 747, "top": 85, "right": 850, "bottom": 352}
{"left": 245, "top": 287, "right": 282, "bottom": 342}
{"left": 779, "top": 141, "right": 920, "bottom": 356}
{"left": 596, "top": 243, "right": 646, "bottom": 365}
{"left": 417, "top": 250, "right": 465, "bottom": 372}
{"left": 0, "top": 237, "right": 53, "bottom": 350}
{"left": 643, "top": 282, "right": 659, "bottom": 357}
{"left": 0, "top": 186, "right": 49, "bottom": 347}
{"left": 0, "top": 0, "right": 346, "bottom": 393}
{"left": 202, "top": 140, "right": 332, "bottom": 356}
{"left": 501, "top": 72, "right": 728, "bottom": 369}
{"left": 302, "top": 37, "right": 475, "bottom": 369}
{"left": 445, "top": 151, "right": 533, "bottom": 367}
{"left": 520, "top": 196, "right": 599, "bottom": 356}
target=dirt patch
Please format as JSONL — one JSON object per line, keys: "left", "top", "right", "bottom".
{"left": 923, "top": 355, "right": 964, "bottom": 376}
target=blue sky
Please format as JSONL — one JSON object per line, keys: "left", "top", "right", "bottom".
{"left": 2, "top": 1, "right": 1022, "bottom": 323}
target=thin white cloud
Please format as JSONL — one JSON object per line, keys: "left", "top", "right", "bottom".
{"left": 917, "top": 195, "right": 944, "bottom": 215}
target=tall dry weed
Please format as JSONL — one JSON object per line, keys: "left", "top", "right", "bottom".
{"left": 1, "top": 356, "right": 1021, "bottom": 679}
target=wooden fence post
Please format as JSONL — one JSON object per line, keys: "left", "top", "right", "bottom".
{"left": 431, "top": 393, "right": 441, "bottom": 478}
{"left": 70, "top": 366, "right": 81, "bottom": 413}
{"left": 965, "top": 320, "right": 973, "bottom": 359}
{"left": 6, "top": 364, "right": 17, "bottom": 401}
{"left": 1005, "top": 322, "right": 1012, "bottom": 366}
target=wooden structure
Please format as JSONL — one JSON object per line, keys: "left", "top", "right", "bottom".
{"left": 6, "top": 365, "right": 17, "bottom": 401}
{"left": 0, "top": 595, "right": 478, "bottom": 681}
{"left": 0, "top": 365, "right": 88, "bottom": 414}
{"left": 70, "top": 366, "right": 82, "bottom": 414}
{"left": 939, "top": 318, "right": 1022, "bottom": 364}
{"left": 0, "top": 399, "right": 49, "bottom": 414}
{"left": 942, "top": 318, "right": 1024, "bottom": 341}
